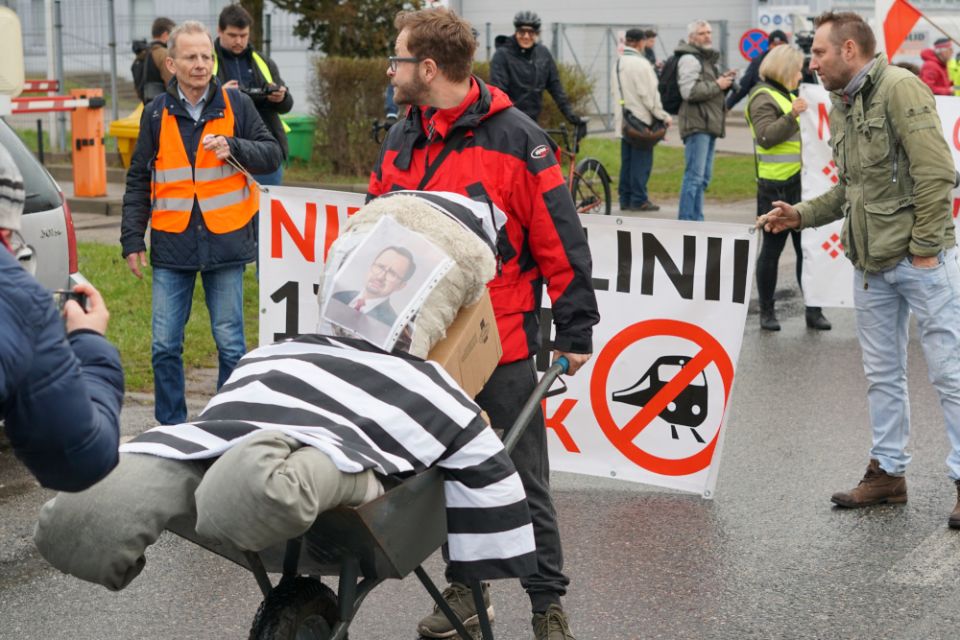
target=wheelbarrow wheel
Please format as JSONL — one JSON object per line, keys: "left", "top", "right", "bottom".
{"left": 249, "top": 576, "right": 344, "bottom": 640}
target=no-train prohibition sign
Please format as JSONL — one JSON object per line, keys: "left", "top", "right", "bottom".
{"left": 590, "top": 319, "right": 734, "bottom": 476}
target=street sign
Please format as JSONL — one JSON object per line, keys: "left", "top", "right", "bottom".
{"left": 739, "top": 29, "right": 769, "bottom": 61}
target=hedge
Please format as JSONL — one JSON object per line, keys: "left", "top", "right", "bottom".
{"left": 309, "top": 56, "right": 595, "bottom": 177}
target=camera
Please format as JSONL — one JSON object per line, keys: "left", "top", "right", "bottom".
{"left": 241, "top": 83, "right": 279, "bottom": 97}
{"left": 52, "top": 289, "right": 88, "bottom": 313}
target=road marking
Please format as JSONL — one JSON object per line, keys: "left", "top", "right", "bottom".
{"left": 885, "top": 530, "right": 960, "bottom": 586}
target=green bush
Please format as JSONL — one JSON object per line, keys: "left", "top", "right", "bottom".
{"left": 310, "top": 57, "right": 596, "bottom": 178}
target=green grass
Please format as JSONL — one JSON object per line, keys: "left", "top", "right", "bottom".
{"left": 78, "top": 243, "right": 260, "bottom": 392}
{"left": 578, "top": 137, "right": 758, "bottom": 202}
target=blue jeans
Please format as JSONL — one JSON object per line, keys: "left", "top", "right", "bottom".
{"left": 854, "top": 249, "right": 960, "bottom": 480}
{"left": 678, "top": 133, "right": 716, "bottom": 221}
{"left": 618, "top": 140, "right": 653, "bottom": 209}
{"left": 253, "top": 165, "right": 284, "bottom": 187}
{"left": 152, "top": 265, "right": 246, "bottom": 425}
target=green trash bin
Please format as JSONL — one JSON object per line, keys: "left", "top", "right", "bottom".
{"left": 281, "top": 114, "right": 317, "bottom": 163}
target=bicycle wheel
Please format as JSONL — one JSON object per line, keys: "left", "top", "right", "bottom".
{"left": 571, "top": 158, "right": 611, "bottom": 215}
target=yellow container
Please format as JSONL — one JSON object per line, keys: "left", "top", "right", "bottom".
{"left": 108, "top": 103, "right": 143, "bottom": 169}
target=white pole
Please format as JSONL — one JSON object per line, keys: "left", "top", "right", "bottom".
{"left": 44, "top": 0, "right": 57, "bottom": 151}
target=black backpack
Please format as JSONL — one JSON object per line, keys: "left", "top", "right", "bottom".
{"left": 130, "top": 40, "right": 149, "bottom": 101}
{"left": 658, "top": 55, "right": 682, "bottom": 116}
{"left": 130, "top": 40, "right": 166, "bottom": 103}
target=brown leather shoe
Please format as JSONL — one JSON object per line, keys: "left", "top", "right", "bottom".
{"left": 949, "top": 480, "right": 960, "bottom": 529}
{"left": 831, "top": 459, "right": 907, "bottom": 508}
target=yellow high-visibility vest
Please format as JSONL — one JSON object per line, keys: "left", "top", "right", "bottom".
{"left": 745, "top": 86, "right": 801, "bottom": 181}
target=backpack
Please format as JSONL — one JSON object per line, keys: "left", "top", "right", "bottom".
{"left": 131, "top": 41, "right": 166, "bottom": 103}
{"left": 130, "top": 40, "right": 149, "bottom": 102}
{"left": 658, "top": 55, "right": 682, "bottom": 116}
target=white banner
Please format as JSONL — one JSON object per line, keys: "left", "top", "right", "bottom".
{"left": 543, "top": 217, "right": 756, "bottom": 497}
{"left": 260, "top": 188, "right": 757, "bottom": 497}
{"left": 258, "top": 186, "right": 366, "bottom": 347}
{"left": 799, "top": 84, "right": 960, "bottom": 307}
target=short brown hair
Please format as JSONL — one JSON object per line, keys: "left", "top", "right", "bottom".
{"left": 813, "top": 11, "right": 876, "bottom": 58}
{"left": 394, "top": 8, "right": 476, "bottom": 83}
{"left": 151, "top": 17, "right": 175, "bottom": 39}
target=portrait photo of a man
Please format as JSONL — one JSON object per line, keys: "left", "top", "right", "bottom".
{"left": 331, "top": 246, "right": 416, "bottom": 327}
{"left": 320, "top": 215, "right": 454, "bottom": 351}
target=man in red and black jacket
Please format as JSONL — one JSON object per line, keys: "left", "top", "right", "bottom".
{"left": 368, "top": 8, "right": 598, "bottom": 640}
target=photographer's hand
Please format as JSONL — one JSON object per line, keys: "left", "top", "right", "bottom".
{"left": 64, "top": 283, "right": 109, "bottom": 336}
{"left": 222, "top": 80, "right": 240, "bottom": 90}
{"left": 267, "top": 85, "right": 287, "bottom": 103}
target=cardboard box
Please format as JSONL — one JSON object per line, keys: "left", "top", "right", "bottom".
{"left": 427, "top": 292, "right": 501, "bottom": 398}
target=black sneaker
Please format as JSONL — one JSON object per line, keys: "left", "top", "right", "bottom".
{"left": 532, "top": 604, "right": 576, "bottom": 640}
{"left": 637, "top": 201, "right": 661, "bottom": 212}
{"left": 417, "top": 582, "right": 492, "bottom": 638}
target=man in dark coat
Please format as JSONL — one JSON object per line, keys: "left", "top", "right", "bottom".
{"left": 120, "top": 20, "right": 281, "bottom": 426}
{"left": 489, "top": 10, "right": 585, "bottom": 126}
{"left": 213, "top": 4, "right": 293, "bottom": 185}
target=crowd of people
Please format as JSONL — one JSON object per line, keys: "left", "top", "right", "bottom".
{"left": 8, "top": 5, "right": 960, "bottom": 640}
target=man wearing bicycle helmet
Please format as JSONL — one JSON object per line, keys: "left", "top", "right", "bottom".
{"left": 490, "top": 10, "right": 586, "bottom": 127}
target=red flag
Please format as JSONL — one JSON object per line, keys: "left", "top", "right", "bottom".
{"left": 879, "top": 0, "right": 923, "bottom": 60}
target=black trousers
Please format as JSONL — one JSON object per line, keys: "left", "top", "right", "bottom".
{"left": 446, "top": 358, "right": 569, "bottom": 612}
{"left": 756, "top": 175, "right": 803, "bottom": 307}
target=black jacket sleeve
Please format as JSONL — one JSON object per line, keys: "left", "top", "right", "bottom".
{"left": 490, "top": 50, "right": 509, "bottom": 91}
{"left": 226, "top": 90, "right": 284, "bottom": 175}
{"left": 544, "top": 53, "right": 578, "bottom": 123}
{"left": 258, "top": 56, "right": 294, "bottom": 115}
{"left": 120, "top": 101, "right": 158, "bottom": 257}
{"left": 726, "top": 55, "right": 761, "bottom": 109}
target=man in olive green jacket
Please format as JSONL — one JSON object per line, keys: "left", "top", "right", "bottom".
{"left": 676, "top": 20, "right": 736, "bottom": 221}
{"left": 760, "top": 11, "right": 960, "bottom": 529}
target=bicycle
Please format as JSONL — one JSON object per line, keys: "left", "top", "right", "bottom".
{"left": 543, "top": 122, "right": 612, "bottom": 215}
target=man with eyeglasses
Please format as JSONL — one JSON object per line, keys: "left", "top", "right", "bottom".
{"left": 120, "top": 20, "right": 281, "bottom": 426}
{"left": 489, "top": 10, "right": 586, "bottom": 127}
{"left": 0, "top": 143, "right": 124, "bottom": 493}
{"left": 370, "top": 8, "right": 599, "bottom": 640}
{"left": 331, "top": 246, "right": 416, "bottom": 327}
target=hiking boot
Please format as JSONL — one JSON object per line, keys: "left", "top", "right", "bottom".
{"left": 637, "top": 201, "right": 660, "bottom": 212}
{"left": 831, "top": 459, "right": 907, "bottom": 508}
{"left": 949, "top": 480, "right": 960, "bottom": 529}
{"left": 759, "top": 304, "right": 780, "bottom": 331}
{"left": 532, "top": 604, "right": 576, "bottom": 640}
{"left": 805, "top": 307, "right": 832, "bottom": 331}
{"left": 417, "top": 582, "right": 493, "bottom": 638}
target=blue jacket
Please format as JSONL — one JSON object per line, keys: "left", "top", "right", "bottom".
{"left": 0, "top": 250, "right": 124, "bottom": 491}
{"left": 120, "top": 79, "right": 282, "bottom": 271}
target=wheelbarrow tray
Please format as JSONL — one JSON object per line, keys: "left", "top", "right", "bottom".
{"left": 167, "top": 466, "right": 447, "bottom": 581}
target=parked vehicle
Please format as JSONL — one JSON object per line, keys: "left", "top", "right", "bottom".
{"left": 0, "top": 118, "right": 85, "bottom": 290}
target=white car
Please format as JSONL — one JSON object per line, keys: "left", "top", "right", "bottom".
{"left": 0, "top": 118, "right": 85, "bottom": 290}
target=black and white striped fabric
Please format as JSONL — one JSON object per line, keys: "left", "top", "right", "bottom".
{"left": 122, "top": 335, "right": 535, "bottom": 580}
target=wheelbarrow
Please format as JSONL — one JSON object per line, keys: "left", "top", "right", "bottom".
{"left": 167, "top": 357, "right": 569, "bottom": 640}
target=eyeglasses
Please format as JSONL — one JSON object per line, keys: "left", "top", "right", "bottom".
{"left": 516, "top": 27, "right": 539, "bottom": 36}
{"left": 388, "top": 56, "right": 422, "bottom": 73}
{"left": 370, "top": 262, "right": 405, "bottom": 281}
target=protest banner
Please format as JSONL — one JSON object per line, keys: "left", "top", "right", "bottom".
{"left": 260, "top": 187, "right": 756, "bottom": 496}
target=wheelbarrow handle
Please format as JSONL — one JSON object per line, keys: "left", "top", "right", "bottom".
{"left": 502, "top": 356, "right": 569, "bottom": 455}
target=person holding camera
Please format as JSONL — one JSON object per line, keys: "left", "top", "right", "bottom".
{"left": 0, "top": 144, "right": 123, "bottom": 492}
{"left": 676, "top": 20, "right": 736, "bottom": 222}
{"left": 213, "top": 4, "right": 292, "bottom": 186}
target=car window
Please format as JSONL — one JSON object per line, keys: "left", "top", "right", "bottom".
{"left": 0, "top": 120, "right": 61, "bottom": 215}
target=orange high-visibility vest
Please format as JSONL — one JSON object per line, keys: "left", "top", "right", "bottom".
{"left": 151, "top": 89, "right": 258, "bottom": 234}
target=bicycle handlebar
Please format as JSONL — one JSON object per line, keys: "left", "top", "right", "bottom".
{"left": 542, "top": 121, "right": 589, "bottom": 156}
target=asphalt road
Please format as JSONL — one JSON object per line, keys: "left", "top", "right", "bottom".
{"left": 4, "top": 206, "right": 960, "bottom": 639}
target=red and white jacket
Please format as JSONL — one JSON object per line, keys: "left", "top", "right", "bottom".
{"left": 368, "top": 78, "right": 599, "bottom": 365}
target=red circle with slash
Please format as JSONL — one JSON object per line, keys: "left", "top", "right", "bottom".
{"left": 590, "top": 319, "right": 735, "bottom": 476}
